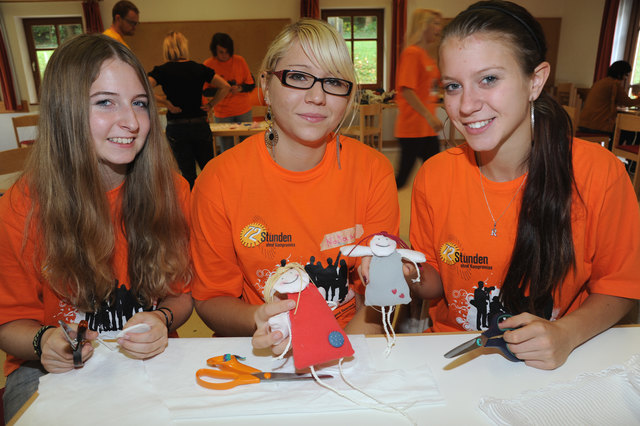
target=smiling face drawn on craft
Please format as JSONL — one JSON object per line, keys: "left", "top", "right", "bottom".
{"left": 369, "top": 235, "right": 397, "bottom": 257}
{"left": 273, "top": 268, "right": 310, "bottom": 294}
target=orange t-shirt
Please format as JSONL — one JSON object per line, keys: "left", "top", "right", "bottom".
{"left": 410, "top": 139, "right": 640, "bottom": 332}
{"left": 203, "top": 54, "right": 254, "bottom": 118}
{"left": 0, "top": 175, "right": 191, "bottom": 376}
{"left": 190, "top": 133, "right": 400, "bottom": 328}
{"left": 394, "top": 45, "right": 440, "bottom": 138}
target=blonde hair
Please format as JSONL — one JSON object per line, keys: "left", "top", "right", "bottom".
{"left": 263, "top": 262, "right": 308, "bottom": 303}
{"left": 261, "top": 19, "right": 358, "bottom": 132}
{"left": 406, "top": 9, "right": 442, "bottom": 46}
{"left": 25, "top": 34, "right": 191, "bottom": 311}
{"left": 163, "top": 31, "right": 189, "bottom": 62}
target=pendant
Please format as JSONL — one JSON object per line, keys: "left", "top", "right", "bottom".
{"left": 490, "top": 224, "right": 497, "bottom": 237}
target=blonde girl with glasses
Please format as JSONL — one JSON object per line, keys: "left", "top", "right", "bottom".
{"left": 190, "top": 19, "right": 400, "bottom": 355}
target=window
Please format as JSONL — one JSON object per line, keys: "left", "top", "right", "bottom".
{"left": 23, "top": 17, "right": 83, "bottom": 97}
{"left": 322, "top": 9, "right": 384, "bottom": 90}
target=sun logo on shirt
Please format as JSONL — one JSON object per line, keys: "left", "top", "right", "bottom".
{"left": 240, "top": 222, "right": 266, "bottom": 248}
{"left": 440, "top": 242, "right": 460, "bottom": 265}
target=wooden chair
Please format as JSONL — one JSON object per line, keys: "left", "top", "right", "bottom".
{"left": 611, "top": 113, "right": 640, "bottom": 197}
{"left": 12, "top": 114, "right": 39, "bottom": 148}
{"left": 562, "top": 105, "right": 578, "bottom": 135}
{"left": 0, "top": 146, "right": 32, "bottom": 194}
{"left": 341, "top": 103, "right": 383, "bottom": 151}
{"left": 251, "top": 105, "right": 267, "bottom": 122}
{"left": 0, "top": 146, "right": 32, "bottom": 175}
{"left": 555, "top": 82, "right": 578, "bottom": 107}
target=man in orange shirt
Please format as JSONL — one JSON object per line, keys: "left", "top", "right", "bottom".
{"left": 102, "top": 1, "right": 139, "bottom": 48}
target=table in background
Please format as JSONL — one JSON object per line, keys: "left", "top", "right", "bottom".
{"left": 12, "top": 326, "right": 640, "bottom": 425}
{"left": 210, "top": 121, "right": 267, "bottom": 155}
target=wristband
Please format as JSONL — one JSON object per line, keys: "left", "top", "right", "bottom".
{"left": 33, "top": 325, "right": 56, "bottom": 359}
{"left": 156, "top": 306, "right": 174, "bottom": 331}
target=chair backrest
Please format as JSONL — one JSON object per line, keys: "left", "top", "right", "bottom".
{"left": 342, "top": 103, "right": 383, "bottom": 151}
{"left": 555, "top": 82, "right": 578, "bottom": 107}
{"left": 251, "top": 105, "right": 267, "bottom": 122}
{"left": 562, "top": 105, "right": 578, "bottom": 135}
{"left": 611, "top": 112, "right": 640, "bottom": 196}
{"left": 0, "top": 146, "right": 31, "bottom": 175}
{"left": 12, "top": 114, "right": 39, "bottom": 148}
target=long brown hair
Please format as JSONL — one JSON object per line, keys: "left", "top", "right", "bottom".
{"left": 441, "top": 1, "right": 577, "bottom": 317}
{"left": 26, "top": 34, "right": 190, "bottom": 311}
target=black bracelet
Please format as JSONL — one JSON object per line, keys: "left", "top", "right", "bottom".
{"left": 156, "top": 307, "right": 174, "bottom": 331}
{"left": 33, "top": 325, "right": 56, "bottom": 359}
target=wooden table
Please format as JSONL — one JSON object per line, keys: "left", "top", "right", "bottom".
{"left": 210, "top": 122, "right": 266, "bottom": 155}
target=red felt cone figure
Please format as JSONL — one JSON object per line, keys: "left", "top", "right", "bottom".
{"left": 263, "top": 262, "right": 353, "bottom": 370}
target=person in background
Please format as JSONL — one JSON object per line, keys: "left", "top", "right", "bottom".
{"left": 190, "top": 19, "right": 400, "bottom": 355}
{"left": 203, "top": 33, "right": 256, "bottom": 153}
{"left": 394, "top": 9, "right": 444, "bottom": 189}
{"left": 406, "top": 1, "right": 640, "bottom": 370}
{"left": 578, "top": 60, "right": 640, "bottom": 138}
{"left": 148, "top": 31, "right": 230, "bottom": 188}
{"left": 103, "top": 0, "right": 139, "bottom": 48}
{"left": 0, "top": 34, "right": 194, "bottom": 423}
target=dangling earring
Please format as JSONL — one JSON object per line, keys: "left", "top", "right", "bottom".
{"left": 530, "top": 101, "right": 535, "bottom": 142}
{"left": 264, "top": 106, "right": 278, "bottom": 149}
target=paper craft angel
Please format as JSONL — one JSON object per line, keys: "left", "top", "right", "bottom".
{"left": 263, "top": 262, "right": 353, "bottom": 370}
{"left": 340, "top": 232, "right": 426, "bottom": 355}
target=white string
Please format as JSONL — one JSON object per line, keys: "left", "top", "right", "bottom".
{"left": 339, "top": 359, "right": 417, "bottom": 425}
{"left": 381, "top": 306, "right": 396, "bottom": 357}
{"left": 408, "top": 258, "right": 421, "bottom": 283}
{"left": 275, "top": 320, "right": 292, "bottom": 361}
{"left": 309, "top": 362, "right": 416, "bottom": 425}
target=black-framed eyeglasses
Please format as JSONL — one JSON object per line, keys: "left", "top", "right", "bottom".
{"left": 123, "top": 18, "right": 139, "bottom": 27}
{"left": 268, "top": 70, "right": 353, "bottom": 96}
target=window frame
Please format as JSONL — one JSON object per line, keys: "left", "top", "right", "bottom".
{"left": 321, "top": 8, "right": 384, "bottom": 90}
{"left": 22, "top": 17, "right": 84, "bottom": 97}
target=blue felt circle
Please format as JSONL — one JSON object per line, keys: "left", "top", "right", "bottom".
{"left": 328, "top": 331, "right": 345, "bottom": 348}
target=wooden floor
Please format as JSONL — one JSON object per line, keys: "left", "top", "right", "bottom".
{"left": 0, "top": 143, "right": 419, "bottom": 389}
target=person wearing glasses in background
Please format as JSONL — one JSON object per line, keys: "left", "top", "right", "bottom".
{"left": 190, "top": 19, "right": 400, "bottom": 352}
{"left": 103, "top": 1, "right": 139, "bottom": 49}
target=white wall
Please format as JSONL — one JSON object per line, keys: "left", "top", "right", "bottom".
{"left": 0, "top": 0, "right": 605, "bottom": 151}
{"left": 408, "top": 0, "right": 605, "bottom": 88}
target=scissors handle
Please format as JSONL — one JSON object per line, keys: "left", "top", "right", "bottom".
{"left": 196, "top": 368, "right": 260, "bottom": 390}
{"left": 206, "top": 354, "right": 261, "bottom": 374}
{"left": 484, "top": 314, "right": 521, "bottom": 362}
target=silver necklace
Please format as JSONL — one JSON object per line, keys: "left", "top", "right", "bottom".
{"left": 478, "top": 166, "right": 527, "bottom": 237}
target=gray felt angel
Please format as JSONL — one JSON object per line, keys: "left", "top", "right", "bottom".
{"left": 340, "top": 232, "right": 426, "bottom": 355}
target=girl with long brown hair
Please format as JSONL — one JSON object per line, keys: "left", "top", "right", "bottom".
{"left": 0, "top": 34, "right": 193, "bottom": 421}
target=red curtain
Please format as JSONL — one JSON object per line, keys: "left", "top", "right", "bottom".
{"left": 300, "top": 0, "right": 320, "bottom": 19}
{"left": 0, "top": 26, "right": 18, "bottom": 111}
{"left": 83, "top": 0, "right": 104, "bottom": 34}
{"left": 593, "top": 0, "right": 620, "bottom": 82}
{"left": 390, "top": 0, "right": 407, "bottom": 90}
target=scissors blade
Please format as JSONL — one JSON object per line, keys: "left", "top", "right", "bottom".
{"left": 57, "top": 320, "right": 78, "bottom": 350}
{"left": 253, "top": 372, "right": 333, "bottom": 381}
{"left": 444, "top": 336, "right": 484, "bottom": 358}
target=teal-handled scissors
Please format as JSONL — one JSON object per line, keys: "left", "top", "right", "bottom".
{"left": 444, "top": 313, "right": 522, "bottom": 362}
{"left": 195, "top": 354, "right": 332, "bottom": 390}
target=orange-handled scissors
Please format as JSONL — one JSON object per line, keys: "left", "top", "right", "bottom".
{"left": 195, "top": 354, "right": 332, "bottom": 390}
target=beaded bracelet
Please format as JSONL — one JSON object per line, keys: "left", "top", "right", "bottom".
{"left": 156, "top": 306, "right": 174, "bottom": 331}
{"left": 33, "top": 325, "right": 56, "bottom": 359}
